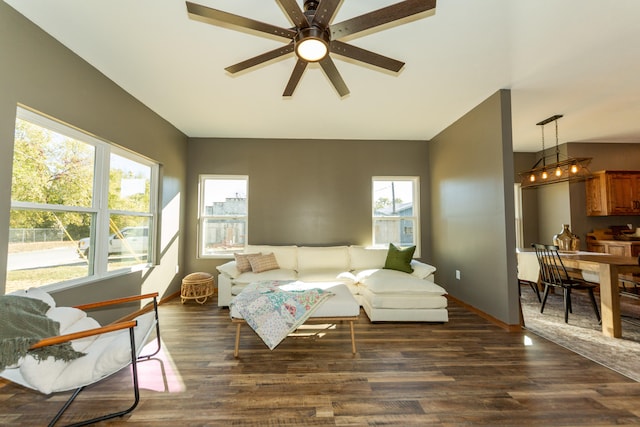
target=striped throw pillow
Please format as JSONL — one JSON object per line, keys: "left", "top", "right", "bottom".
{"left": 235, "top": 252, "right": 261, "bottom": 273}
{"left": 249, "top": 252, "right": 280, "bottom": 273}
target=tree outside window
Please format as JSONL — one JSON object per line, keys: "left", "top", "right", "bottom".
{"left": 6, "top": 107, "right": 158, "bottom": 293}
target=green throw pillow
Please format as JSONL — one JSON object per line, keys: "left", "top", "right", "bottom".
{"left": 383, "top": 243, "right": 415, "bottom": 273}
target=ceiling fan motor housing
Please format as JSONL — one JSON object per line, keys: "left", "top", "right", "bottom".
{"left": 303, "top": 0, "right": 320, "bottom": 12}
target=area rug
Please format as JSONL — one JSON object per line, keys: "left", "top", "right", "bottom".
{"left": 520, "top": 285, "right": 640, "bottom": 382}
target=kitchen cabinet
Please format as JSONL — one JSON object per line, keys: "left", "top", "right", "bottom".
{"left": 586, "top": 239, "right": 640, "bottom": 257}
{"left": 586, "top": 170, "right": 640, "bottom": 216}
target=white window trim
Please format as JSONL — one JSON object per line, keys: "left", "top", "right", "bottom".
{"left": 12, "top": 106, "right": 159, "bottom": 291}
{"left": 198, "top": 174, "right": 249, "bottom": 259}
{"left": 372, "top": 176, "right": 421, "bottom": 257}
{"left": 514, "top": 183, "right": 524, "bottom": 249}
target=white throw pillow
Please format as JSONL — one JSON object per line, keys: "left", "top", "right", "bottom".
{"left": 10, "top": 287, "right": 56, "bottom": 308}
{"left": 410, "top": 260, "right": 437, "bottom": 279}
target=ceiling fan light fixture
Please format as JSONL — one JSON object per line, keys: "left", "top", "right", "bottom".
{"left": 295, "top": 27, "right": 329, "bottom": 62}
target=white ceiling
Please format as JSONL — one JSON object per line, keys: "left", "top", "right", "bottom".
{"left": 5, "top": 0, "right": 640, "bottom": 152}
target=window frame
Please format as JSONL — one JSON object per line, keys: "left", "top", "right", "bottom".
{"left": 9, "top": 106, "right": 159, "bottom": 292}
{"left": 514, "top": 183, "right": 524, "bottom": 249}
{"left": 197, "top": 174, "right": 249, "bottom": 259}
{"left": 372, "top": 176, "right": 421, "bottom": 257}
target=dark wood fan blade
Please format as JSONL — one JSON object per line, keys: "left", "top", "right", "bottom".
{"left": 186, "top": 1, "right": 296, "bottom": 41}
{"left": 330, "top": 40, "right": 404, "bottom": 72}
{"left": 225, "top": 43, "right": 295, "bottom": 74}
{"left": 311, "top": 0, "right": 343, "bottom": 29}
{"left": 319, "top": 56, "right": 349, "bottom": 97}
{"left": 276, "top": 0, "right": 309, "bottom": 28}
{"left": 283, "top": 60, "right": 308, "bottom": 97}
{"left": 330, "top": 0, "right": 436, "bottom": 39}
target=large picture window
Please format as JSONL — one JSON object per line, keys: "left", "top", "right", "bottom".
{"left": 199, "top": 175, "right": 248, "bottom": 258}
{"left": 6, "top": 107, "right": 158, "bottom": 293}
{"left": 372, "top": 177, "right": 420, "bottom": 256}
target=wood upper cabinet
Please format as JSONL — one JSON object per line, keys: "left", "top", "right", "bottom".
{"left": 586, "top": 170, "right": 640, "bottom": 216}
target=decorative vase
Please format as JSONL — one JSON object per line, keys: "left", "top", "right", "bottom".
{"left": 553, "top": 224, "right": 580, "bottom": 251}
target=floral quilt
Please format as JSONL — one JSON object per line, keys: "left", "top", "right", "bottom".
{"left": 230, "top": 280, "right": 334, "bottom": 350}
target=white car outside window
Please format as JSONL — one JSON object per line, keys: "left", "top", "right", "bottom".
{"left": 77, "top": 226, "right": 149, "bottom": 257}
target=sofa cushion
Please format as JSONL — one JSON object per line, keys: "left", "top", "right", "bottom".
{"left": 297, "top": 246, "right": 350, "bottom": 272}
{"left": 349, "top": 246, "right": 388, "bottom": 270}
{"left": 384, "top": 244, "right": 415, "bottom": 273}
{"left": 234, "top": 252, "right": 261, "bottom": 273}
{"left": 359, "top": 269, "right": 447, "bottom": 295}
{"left": 249, "top": 253, "right": 279, "bottom": 273}
{"left": 296, "top": 269, "right": 356, "bottom": 285}
{"left": 231, "top": 269, "right": 298, "bottom": 286}
{"left": 246, "top": 245, "right": 298, "bottom": 270}
{"left": 360, "top": 288, "right": 448, "bottom": 309}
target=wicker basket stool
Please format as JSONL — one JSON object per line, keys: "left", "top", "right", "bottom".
{"left": 181, "top": 272, "right": 214, "bottom": 304}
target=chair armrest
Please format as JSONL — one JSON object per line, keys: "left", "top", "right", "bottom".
{"left": 73, "top": 292, "right": 159, "bottom": 311}
{"left": 28, "top": 320, "right": 137, "bottom": 350}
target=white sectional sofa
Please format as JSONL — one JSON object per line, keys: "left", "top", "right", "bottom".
{"left": 216, "top": 245, "right": 448, "bottom": 322}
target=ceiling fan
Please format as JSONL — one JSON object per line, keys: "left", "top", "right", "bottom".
{"left": 186, "top": 0, "right": 436, "bottom": 97}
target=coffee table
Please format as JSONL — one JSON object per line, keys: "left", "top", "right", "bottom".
{"left": 230, "top": 281, "right": 359, "bottom": 357}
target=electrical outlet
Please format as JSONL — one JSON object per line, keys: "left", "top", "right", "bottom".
{"left": 455, "top": 270, "right": 461, "bottom": 280}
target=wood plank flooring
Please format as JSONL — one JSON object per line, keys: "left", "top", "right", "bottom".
{"left": 2, "top": 298, "right": 640, "bottom": 426}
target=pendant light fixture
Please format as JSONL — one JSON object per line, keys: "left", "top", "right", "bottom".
{"left": 519, "top": 114, "right": 592, "bottom": 189}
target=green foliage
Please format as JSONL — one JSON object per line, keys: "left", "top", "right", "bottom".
{"left": 11, "top": 119, "right": 152, "bottom": 238}
{"left": 11, "top": 119, "right": 94, "bottom": 234}
{"left": 374, "top": 197, "right": 403, "bottom": 211}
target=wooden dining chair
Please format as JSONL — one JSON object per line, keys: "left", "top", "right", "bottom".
{"left": 532, "top": 243, "right": 601, "bottom": 323}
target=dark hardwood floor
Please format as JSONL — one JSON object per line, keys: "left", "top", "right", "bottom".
{"left": 2, "top": 297, "right": 640, "bottom": 426}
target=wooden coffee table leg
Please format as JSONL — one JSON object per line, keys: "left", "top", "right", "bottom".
{"left": 234, "top": 323, "right": 242, "bottom": 358}
{"left": 350, "top": 320, "right": 356, "bottom": 354}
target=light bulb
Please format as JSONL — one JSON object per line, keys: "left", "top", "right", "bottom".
{"left": 529, "top": 174, "right": 536, "bottom": 182}
{"left": 570, "top": 164, "right": 579, "bottom": 174}
{"left": 296, "top": 38, "right": 328, "bottom": 62}
{"left": 555, "top": 167, "right": 562, "bottom": 177}
{"left": 541, "top": 170, "right": 548, "bottom": 179}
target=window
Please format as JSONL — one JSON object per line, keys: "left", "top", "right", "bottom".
{"left": 372, "top": 177, "right": 420, "bottom": 256}
{"left": 198, "top": 175, "right": 248, "bottom": 258}
{"left": 6, "top": 107, "right": 158, "bottom": 293}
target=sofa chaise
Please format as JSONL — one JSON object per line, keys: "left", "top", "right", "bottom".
{"left": 216, "top": 245, "right": 448, "bottom": 322}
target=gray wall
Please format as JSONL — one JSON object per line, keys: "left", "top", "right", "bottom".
{"left": 429, "top": 90, "right": 519, "bottom": 325}
{"left": 0, "top": 2, "right": 188, "bottom": 319}
{"left": 185, "top": 138, "right": 431, "bottom": 276}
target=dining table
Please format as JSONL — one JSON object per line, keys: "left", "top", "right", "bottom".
{"left": 517, "top": 249, "right": 640, "bottom": 338}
